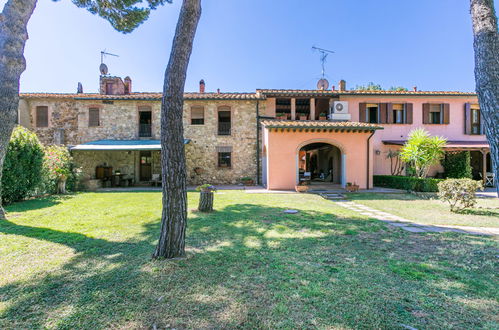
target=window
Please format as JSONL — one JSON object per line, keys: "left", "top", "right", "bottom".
{"left": 218, "top": 108, "right": 231, "bottom": 135}
{"left": 88, "top": 108, "right": 100, "bottom": 127}
{"left": 36, "top": 106, "right": 48, "bottom": 127}
{"left": 471, "top": 104, "right": 481, "bottom": 135}
{"left": 139, "top": 107, "right": 152, "bottom": 137}
{"left": 392, "top": 104, "right": 405, "bottom": 124}
{"left": 191, "top": 106, "right": 204, "bottom": 125}
{"left": 217, "top": 146, "right": 232, "bottom": 168}
{"left": 429, "top": 104, "right": 442, "bottom": 124}
{"left": 366, "top": 103, "right": 379, "bottom": 123}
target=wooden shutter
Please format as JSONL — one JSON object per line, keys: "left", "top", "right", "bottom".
{"left": 359, "top": 103, "right": 367, "bottom": 123}
{"left": 36, "top": 106, "right": 48, "bottom": 127}
{"left": 479, "top": 109, "right": 484, "bottom": 134}
{"left": 406, "top": 103, "right": 413, "bottom": 124}
{"left": 464, "top": 103, "right": 471, "bottom": 134}
{"left": 379, "top": 103, "right": 388, "bottom": 124}
{"left": 422, "top": 103, "right": 430, "bottom": 124}
{"left": 88, "top": 108, "right": 100, "bottom": 127}
{"left": 386, "top": 103, "right": 393, "bottom": 123}
{"left": 442, "top": 103, "right": 450, "bottom": 124}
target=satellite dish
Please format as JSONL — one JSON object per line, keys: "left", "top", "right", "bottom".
{"left": 99, "top": 63, "right": 109, "bottom": 75}
{"left": 317, "top": 78, "right": 329, "bottom": 90}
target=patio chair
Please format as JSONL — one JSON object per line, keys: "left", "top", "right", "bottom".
{"left": 485, "top": 172, "right": 495, "bottom": 187}
{"left": 151, "top": 174, "right": 161, "bottom": 187}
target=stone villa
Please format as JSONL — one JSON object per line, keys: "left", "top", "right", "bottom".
{"left": 18, "top": 74, "right": 491, "bottom": 190}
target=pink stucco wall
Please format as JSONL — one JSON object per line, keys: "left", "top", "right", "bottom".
{"left": 263, "top": 128, "right": 374, "bottom": 190}
{"left": 340, "top": 95, "right": 482, "bottom": 176}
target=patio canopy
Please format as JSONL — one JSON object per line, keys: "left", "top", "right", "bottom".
{"left": 70, "top": 139, "right": 191, "bottom": 151}
{"left": 383, "top": 140, "right": 489, "bottom": 149}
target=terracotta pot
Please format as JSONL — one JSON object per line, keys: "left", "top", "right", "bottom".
{"left": 299, "top": 115, "right": 308, "bottom": 120}
{"left": 295, "top": 185, "right": 309, "bottom": 193}
{"left": 242, "top": 180, "right": 254, "bottom": 186}
{"left": 319, "top": 116, "right": 327, "bottom": 120}
{"left": 345, "top": 184, "right": 359, "bottom": 192}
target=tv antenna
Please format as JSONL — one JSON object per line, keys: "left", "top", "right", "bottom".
{"left": 99, "top": 50, "right": 119, "bottom": 75}
{"left": 312, "top": 46, "right": 334, "bottom": 79}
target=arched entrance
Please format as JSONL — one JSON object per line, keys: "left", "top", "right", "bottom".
{"left": 297, "top": 142, "right": 344, "bottom": 187}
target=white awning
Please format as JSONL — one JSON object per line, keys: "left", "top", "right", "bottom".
{"left": 70, "top": 139, "right": 190, "bottom": 151}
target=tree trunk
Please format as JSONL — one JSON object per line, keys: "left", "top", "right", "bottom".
{"left": 153, "top": 0, "right": 201, "bottom": 259}
{"left": 198, "top": 191, "right": 214, "bottom": 212}
{"left": 0, "top": 0, "right": 37, "bottom": 220}
{"left": 470, "top": 0, "right": 499, "bottom": 194}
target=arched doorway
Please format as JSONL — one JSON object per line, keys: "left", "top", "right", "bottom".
{"left": 297, "top": 142, "right": 344, "bottom": 187}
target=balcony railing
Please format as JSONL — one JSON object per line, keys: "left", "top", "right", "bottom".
{"left": 218, "top": 122, "right": 231, "bottom": 135}
{"left": 139, "top": 124, "right": 152, "bottom": 137}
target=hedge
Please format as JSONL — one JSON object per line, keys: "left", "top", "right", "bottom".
{"left": 374, "top": 175, "right": 443, "bottom": 192}
{"left": 443, "top": 151, "right": 472, "bottom": 179}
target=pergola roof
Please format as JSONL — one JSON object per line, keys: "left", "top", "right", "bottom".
{"left": 70, "top": 139, "right": 190, "bottom": 151}
{"left": 383, "top": 140, "right": 490, "bottom": 149}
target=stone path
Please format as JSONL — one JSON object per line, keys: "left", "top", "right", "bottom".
{"left": 319, "top": 193, "right": 499, "bottom": 236}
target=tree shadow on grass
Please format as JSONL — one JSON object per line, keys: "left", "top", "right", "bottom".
{"left": 0, "top": 201, "right": 497, "bottom": 329}
{"left": 4, "top": 194, "right": 76, "bottom": 213}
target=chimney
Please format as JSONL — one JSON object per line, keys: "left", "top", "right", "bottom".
{"left": 199, "top": 79, "right": 205, "bottom": 93}
{"left": 124, "top": 76, "right": 132, "bottom": 94}
{"left": 331, "top": 85, "right": 336, "bottom": 91}
{"left": 413, "top": 86, "right": 417, "bottom": 92}
{"left": 339, "top": 80, "right": 346, "bottom": 91}
{"left": 77, "top": 82, "right": 83, "bottom": 94}
{"left": 217, "top": 88, "right": 220, "bottom": 94}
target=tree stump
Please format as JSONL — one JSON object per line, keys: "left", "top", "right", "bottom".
{"left": 198, "top": 191, "right": 214, "bottom": 212}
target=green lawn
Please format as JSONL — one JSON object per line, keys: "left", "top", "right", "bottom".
{"left": 348, "top": 193, "right": 499, "bottom": 228}
{"left": 1, "top": 191, "right": 498, "bottom": 328}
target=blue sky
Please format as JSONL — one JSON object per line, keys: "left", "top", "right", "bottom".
{"left": 1, "top": 0, "right": 480, "bottom": 93}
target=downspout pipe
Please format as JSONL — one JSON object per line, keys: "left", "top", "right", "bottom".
{"left": 366, "top": 130, "right": 375, "bottom": 190}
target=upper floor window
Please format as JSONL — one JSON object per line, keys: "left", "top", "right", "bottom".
{"left": 465, "top": 103, "right": 482, "bottom": 135}
{"left": 191, "top": 106, "right": 204, "bottom": 125}
{"left": 366, "top": 103, "right": 379, "bottom": 123}
{"left": 392, "top": 104, "right": 405, "bottom": 124}
{"left": 218, "top": 107, "right": 231, "bottom": 135}
{"left": 139, "top": 106, "right": 152, "bottom": 138}
{"left": 36, "top": 106, "right": 48, "bottom": 127}
{"left": 88, "top": 108, "right": 100, "bottom": 127}
{"left": 423, "top": 103, "right": 450, "bottom": 125}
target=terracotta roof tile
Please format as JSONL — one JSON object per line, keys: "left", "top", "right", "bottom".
{"left": 257, "top": 89, "right": 476, "bottom": 97}
{"left": 20, "top": 92, "right": 263, "bottom": 100}
{"left": 260, "top": 119, "right": 383, "bottom": 130}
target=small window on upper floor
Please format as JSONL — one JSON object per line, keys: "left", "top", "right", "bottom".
{"left": 429, "top": 104, "right": 442, "bottom": 124}
{"left": 392, "top": 104, "right": 405, "bottom": 124}
{"left": 218, "top": 107, "right": 231, "bottom": 135}
{"left": 191, "top": 106, "right": 204, "bottom": 125}
{"left": 366, "top": 103, "right": 379, "bottom": 124}
{"left": 470, "top": 104, "right": 481, "bottom": 135}
{"left": 36, "top": 106, "right": 48, "bottom": 127}
{"left": 88, "top": 108, "right": 100, "bottom": 127}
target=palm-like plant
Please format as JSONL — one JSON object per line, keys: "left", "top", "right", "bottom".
{"left": 400, "top": 128, "right": 447, "bottom": 178}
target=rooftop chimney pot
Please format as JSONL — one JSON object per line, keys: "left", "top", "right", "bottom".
{"left": 413, "top": 86, "right": 417, "bottom": 92}
{"left": 339, "top": 80, "right": 346, "bottom": 92}
{"left": 217, "top": 88, "right": 220, "bottom": 94}
{"left": 199, "top": 79, "right": 205, "bottom": 93}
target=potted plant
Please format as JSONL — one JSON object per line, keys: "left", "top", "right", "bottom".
{"left": 196, "top": 184, "right": 217, "bottom": 212}
{"left": 55, "top": 168, "right": 70, "bottom": 194}
{"left": 319, "top": 112, "right": 327, "bottom": 120}
{"left": 276, "top": 113, "right": 287, "bottom": 120}
{"left": 295, "top": 182, "right": 309, "bottom": 193}
{"left": 240, "top": 177, "right": 254, "bottom": 186}
{"left": 299, "top": 113, "right": 308, "bottom": 120}
{"left": 345, "top": 182, "right": 359, "bottom": 192}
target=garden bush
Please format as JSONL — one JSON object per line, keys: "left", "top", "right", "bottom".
{"left": 437, "top": 178, "right": 483, "bottom": 212}
{"left": 443, "top": 151, "right": 472, "bottom": 179}
{"left": 374, "top": 175, "right": 443, "bottom": 192}
{"left": 42, "top": 145, "right": 81, "bottom": 194}
{"left": 1, "top": 126, "right": 45, "bottom": 204}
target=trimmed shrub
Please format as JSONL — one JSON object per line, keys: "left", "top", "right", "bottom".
{"left": 438, "top": 178, "right": 483, "bottom": 212}
{"left": 374, "top": 175, "right": 443, "bottom": 192}
{"left": 1, "top": 126, "right": 45, "bottom": 204}
{"left": 443, "top": 151, "right": 472, "bottom": 179}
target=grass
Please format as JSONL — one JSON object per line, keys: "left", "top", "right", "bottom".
{"left": 348, "top": 193, "right": 499, "bottom": 228}
{"left": 1, "top": 191, "right": 498, "bottom": 328}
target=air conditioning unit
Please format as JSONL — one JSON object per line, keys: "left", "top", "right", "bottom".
{"left": 333, "top": 101, "right": 349, "bottom": 114}
{"left": 329, "top": 101, "right": 351, "bottom": 121}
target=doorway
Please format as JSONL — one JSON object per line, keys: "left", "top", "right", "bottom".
{"left": 140, "top": 151, "right": 152, "bottom": 181}
{"left": 298, "top": 142, "right": 342, "bottom": 186}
